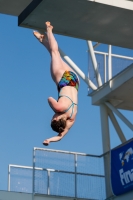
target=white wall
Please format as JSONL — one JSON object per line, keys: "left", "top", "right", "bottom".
{"left": 0, "top": 191, "right": 82, "bottom": 200}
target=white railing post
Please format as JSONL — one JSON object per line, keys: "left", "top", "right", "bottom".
{"left": 108, "top": 45, "right": 112, "bottom": 81}
{"left": 8, "top": 165, "right": 10, "bottom": 191}
{"left": 104, "top": 54, "right": 107, "bottom": 83}
{"left": 87, "top": 41, "right": 102, "bottom": 87}
{"left": 100, "top": 104, "right": 113, "bottom": 198}
{"left": 47, "top": 170, "right": 50, "bottom": 195}
{"left": 74, "top": 154, "right": 77, "bottom": 198}
{"left": 32, "top": 148, "right": 36, "bottom": 200}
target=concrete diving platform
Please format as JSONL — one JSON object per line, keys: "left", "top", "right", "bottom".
{"left": 89, "top": 64, "right": 133, "bottom": 111}
{"left": 18, "top": 0, "right": 133, "bottom": 49}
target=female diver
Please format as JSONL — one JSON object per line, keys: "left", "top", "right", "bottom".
{"left": 33, "top": 21, "right": 79, "bottom": 146}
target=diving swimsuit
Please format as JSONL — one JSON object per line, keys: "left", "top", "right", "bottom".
{"left": 58, "top": 71, "right": 79, "bottom": 92}
{"left": 58, "top": 71, "right": 79, "bottom": 119}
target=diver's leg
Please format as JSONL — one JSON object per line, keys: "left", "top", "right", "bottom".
{"left": 33, "top": 31, "right": 51, "bottom": 53}
{"left": 33, "top": 22, "right": 74, "bottom": 83}
{"left": 45, "top": 22, "right": 72, "bottom": 84}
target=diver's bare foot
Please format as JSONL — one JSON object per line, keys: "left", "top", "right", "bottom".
{"left": 45, "top": 21, "right": 53, "bottom": 31}
{"left": 33, "top": 31, "right": 46, "bottom": 43}
{"left": 43, "top": 139, "right": 50, "bottom": 146}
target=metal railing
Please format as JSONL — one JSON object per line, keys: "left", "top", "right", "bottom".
{"left": 88, "top": 51, "right": 133, "bottom": 93}
{"left": 8, "top": 164, "right": 33, "bottom": 193}
{"left": 8, "top": 148, "right": 106, "bottom": 200}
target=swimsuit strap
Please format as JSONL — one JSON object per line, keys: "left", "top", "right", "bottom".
{"left": 59, "top": 94, "right": 77, "bottom": 119}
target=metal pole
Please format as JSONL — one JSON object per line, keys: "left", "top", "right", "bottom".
{"left": 87, "top": 41, "right": 102, "bottom": 87}
{"left": 100, "top": 104, "right": 113, "bottom": 198}
{"left": 34, "top": 147, "right": 103, "bottom": 156}
{"left": 108, "top": 45, "right": 112, "bottom": 81}
{"left": 59, "top": 48, "right": 97, "bottom": 90}
{"left": 32, "top": 148, "right": 36, "bottom": 200}
{"left": 105, "top": 102, "right": 133, "bottom": 131}
{"left": 107, "top": 108, "right": 126, "bottom": 143}
{"left": 104, "top": 54, "right": 107, "bottom": 83}
{"left": 8, "top": 165, "right": 10, "bottom": 191}
{"left": 93, "top": 42, "right": 101, "bottom": 49}
{"left": 47, "top": 170, "right": 50, "bottom": 195}
{"left": 74, "top": 154, "right": 77, "bottom": 198}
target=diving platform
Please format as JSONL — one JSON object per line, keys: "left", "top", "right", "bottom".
{"left": 0, "top": 0, "right": 32, "bottom": 16}
{"left": 1, "top": 0, "right": 133, "bottom": 49}
{"left": 89, "top": 63, "right": 133, "bottom": 111}
{"left": 18, "top": 0, "right": 133, "bottom": 49}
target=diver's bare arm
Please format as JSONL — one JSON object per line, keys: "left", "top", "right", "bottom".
{"left": 43, "top": 120, "right": 75, "bottom": 145}
{"left": 48, "top": 120, "right": 74, "bottom": 142}
{"left": 48, "top": 97, "right": 63, "bottom": 112}
{"left": 43, "top": 128, "right": 69, "bottom": 145}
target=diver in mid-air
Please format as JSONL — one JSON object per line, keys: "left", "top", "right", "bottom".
{"left": 33, "top": 21, "right": 80, "bottom": 146}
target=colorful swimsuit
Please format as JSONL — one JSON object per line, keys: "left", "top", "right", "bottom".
{"left": 58, "top": 71, "right": 79, "bottom": 119}
{"left": 58, "top": 71, "right": 79, "bottom": 92}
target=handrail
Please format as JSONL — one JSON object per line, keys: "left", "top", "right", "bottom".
{"left": 34, "top": 147, "right": 109, "bottom": 158}
{"left": 9, "top": 164, "right": 105, "bottom": 178}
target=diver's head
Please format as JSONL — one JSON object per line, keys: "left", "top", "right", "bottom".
{"left": 51, "top": 114, "right": 67, "bottom": 133}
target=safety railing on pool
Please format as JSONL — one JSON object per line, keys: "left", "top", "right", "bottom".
{"left": 8, "top": 148, "right": 106, "bottom": 200}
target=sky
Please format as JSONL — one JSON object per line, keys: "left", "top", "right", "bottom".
{"left": 0, "top": 14, "right": 133, "bottom": 191}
